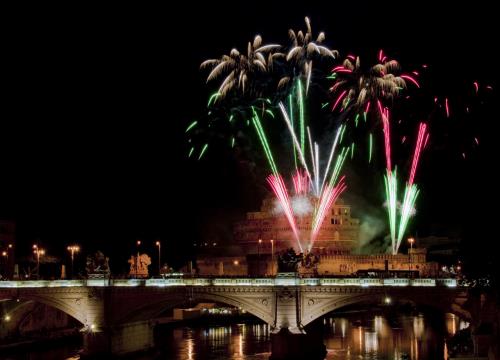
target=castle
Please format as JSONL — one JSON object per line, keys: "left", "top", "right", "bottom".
{"left": 195, "top": 196, "right": 438, "bottom": 277}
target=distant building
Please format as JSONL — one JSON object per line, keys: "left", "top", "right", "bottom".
{"left": 195, "top": 198, "right": 439, "bottom": 278}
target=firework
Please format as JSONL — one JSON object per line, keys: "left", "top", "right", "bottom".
{"left": 368, "top": 133, "right": 373, "bottom": 163}
{"left": 251, "top": 108, "right": 279, "bottom": 175}
{"left": 292, "top": 169, "right": 310, "bottom": 195}
{"left": 408, "top": 123, "right": 428, "bottom": 185}
{"left": 267, "top": 174, "right": 302, "bottom": 252}
{"left": 201, "top": 36, "right": 280, "bottom": 99}
{"left": 310, "top": 177, "right": 347, "bottom": 249}
{"left": 185, "top": 121, "right": 198, "bottom": 133}
{"left": 280, "top": 17, "right": 338, "bottom": 93}
{"left": 198, "top": 144, "right": 209, "bottom": 160}
{"left": 384, "top": 170, "right": 398, "bottom": 254}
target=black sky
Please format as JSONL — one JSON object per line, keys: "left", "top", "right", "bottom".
{"left": 2, "top": 1, "right": 498, "bottom": 271}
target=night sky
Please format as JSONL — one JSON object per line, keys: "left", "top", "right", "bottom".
{"left": 2, "top": 2, "right": 498, "bottom": 273}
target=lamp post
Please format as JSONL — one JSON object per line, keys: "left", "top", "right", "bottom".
{"left": 270, "top": 239, "right": 274, "bottom": 275}
{"left": 408, "top": 237, "right": 415, "bottom": 276}
{"left": 155, "top": 241, "right": 161, "bottom": 276}
{"left": 67, "top": 245, "right": 80, "bottom": 279}
{"left": 1, "top": 251, "right": 7, "bottom": 278}
{"left": 258, "top": 239, "right": 262, "bottom": 275}
{"left": 33, "top": 245, "right": 45, "bottom": 279}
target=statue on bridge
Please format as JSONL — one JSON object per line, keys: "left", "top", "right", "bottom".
{"left": 300, "top": 252, "right": 319, "bottom": 276}
{"left": 128, "top": 253, "right": 151, "bottom": 278}
{"left": 86, "top": 251, "right": 110, "bottom": 278}
{"left": 277, "top": 248, "right": 303, "bottom": 273}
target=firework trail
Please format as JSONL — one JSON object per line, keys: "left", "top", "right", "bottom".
{"left": 379, "top": 101, "right": 392, "bottom": 172}
{"left": 368, "top": 133, "right": 373, "bottom": 163}
{"left": 198, "top": 144, "right": 209, "bottom": 160}
{"left": 384, "top": 170, "right": 398, "bottom": 254}
{"left": 267, "top": 174, "right": 302, "bottom": 252}
{"left": 279, "top": 101, "right": 315, "bottom": 191}
{"left": 408, "top": 123, "right": 428, "bottom": 185}
{"left": 251, "top": 107, "right": 279, "bottom": 175}
{"left": 292, "top": 169, "right": 310, "bottom": 195}
{"left": 396, "top": 184, "right": 419, "bottom": 253}
{"left": 310, "top": 177, "right": 347, "bottom": 249}
{"left": 395, "top": 123, "right": 428, "bottom": 252}
{"left": 320, "top": 124, "right": 343, "bottom": 194}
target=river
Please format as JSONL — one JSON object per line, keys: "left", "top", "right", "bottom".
{"left": 0, "top": 311, "right": 468, "bottom": 359}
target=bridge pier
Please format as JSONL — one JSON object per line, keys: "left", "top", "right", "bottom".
{"left": 270, "top": 328, "right": 327, "bottom": 360}
{"left": 270, "top": 286, "right": 327, "bottom": 360}
{"left": 82, "top": 320, "right": 154, "bottom": 357}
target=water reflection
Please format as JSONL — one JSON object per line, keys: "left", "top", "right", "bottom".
{"left": 323, "top": 312, "right": 454, "bottom": 359}
{"left": 445, "top": 313, "right": 470, "bottom": 338}
{"left": 5, "top": 312, "right": 464, "bottom": 359}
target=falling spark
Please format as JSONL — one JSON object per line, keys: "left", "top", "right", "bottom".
{"left": 185, "top": 121, "right": 198, "bottom": 133}
{"left": 369, "top": 133, "right": 373, "bottom": 163}
{"left": 401, "top": 75, "right": 420, "bottom": 88}
{"left": 473, "top": 81, "right": 479, "bottom": 94}
{"left": 332, "top": 90, "right": 347, "bottom": 111}
{"left": 198, "top": 144, "right": 208, "bottom": 160}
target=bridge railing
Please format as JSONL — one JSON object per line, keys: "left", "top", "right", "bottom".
{"left": 0, "top": 277, "right": 458, "bottom": 288}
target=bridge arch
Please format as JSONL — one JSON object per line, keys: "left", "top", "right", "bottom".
{"left": 301, "top": 289, "right": 467, "bottom": 327}
{"left": 1, "top": 291, "right": 89, "bottom": 326}
{"left": 116, "top": 292, "right": 274, "bottom": 325}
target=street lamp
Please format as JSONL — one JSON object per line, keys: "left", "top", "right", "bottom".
{"left": 67, "top": 245, "right": 80, "bottom": 279}
{"left": 155, "top": 241, "right": 161, "bottom": 276}
{"left": 2, "top": 251, "right": 7, "bottom": 278}
{"left": 33, "top": 245, "right": 45, "bottom": 279}
{"left": 270, "top": 239, "right": 274, "bottom": 275}
{"left": 408, "top": 237, "right": 415, "bottom": 275}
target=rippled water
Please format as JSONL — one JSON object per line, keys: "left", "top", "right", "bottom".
{"left": 2, "top": 312, "right": 467, "bottom": 360}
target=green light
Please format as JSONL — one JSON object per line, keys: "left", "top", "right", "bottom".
{"left": 340, "top": 124, "right": 347, "bottom": 144}
{"left": 369, "top": 133, "right": 373, "bottom": 163}
{"left": 265, "top": 109, "right": 275, "bottom": 118}
{"left": 207, "top": 93, "right": 220, "bottom": 107}
{"left": 231, "top": 137, "right": 235, "bottom": 148}
{"left": 251, "top": 107, "right": 278, "bottom": 175}
{"left": 198, "top": 144, "right": 208, "bottom": 160}
{"left": 185, "top": 121, "right": 198, "bottom": 133}
{"left": 188, "top": 147, "right": 194, "bottom": 158}
{"left": 297, "top": 79, "right": 305, "bottom": 154}
{"left": 384, "top": 170, "right": 398, "bottom": 254}
{"left": 289, "top": 93, "right": 297, "bottom": 169}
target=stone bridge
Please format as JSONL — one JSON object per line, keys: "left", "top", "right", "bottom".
{"left": 0, "top": 277, "right": 466, "bottom": 358}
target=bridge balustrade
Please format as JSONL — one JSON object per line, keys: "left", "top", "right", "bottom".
{"left": 0, "top": 277, "right": 461, "bottom": 288}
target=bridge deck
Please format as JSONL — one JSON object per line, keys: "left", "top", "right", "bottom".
{"left": 0, "top": 277, "right": 458, "bottom": 288}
